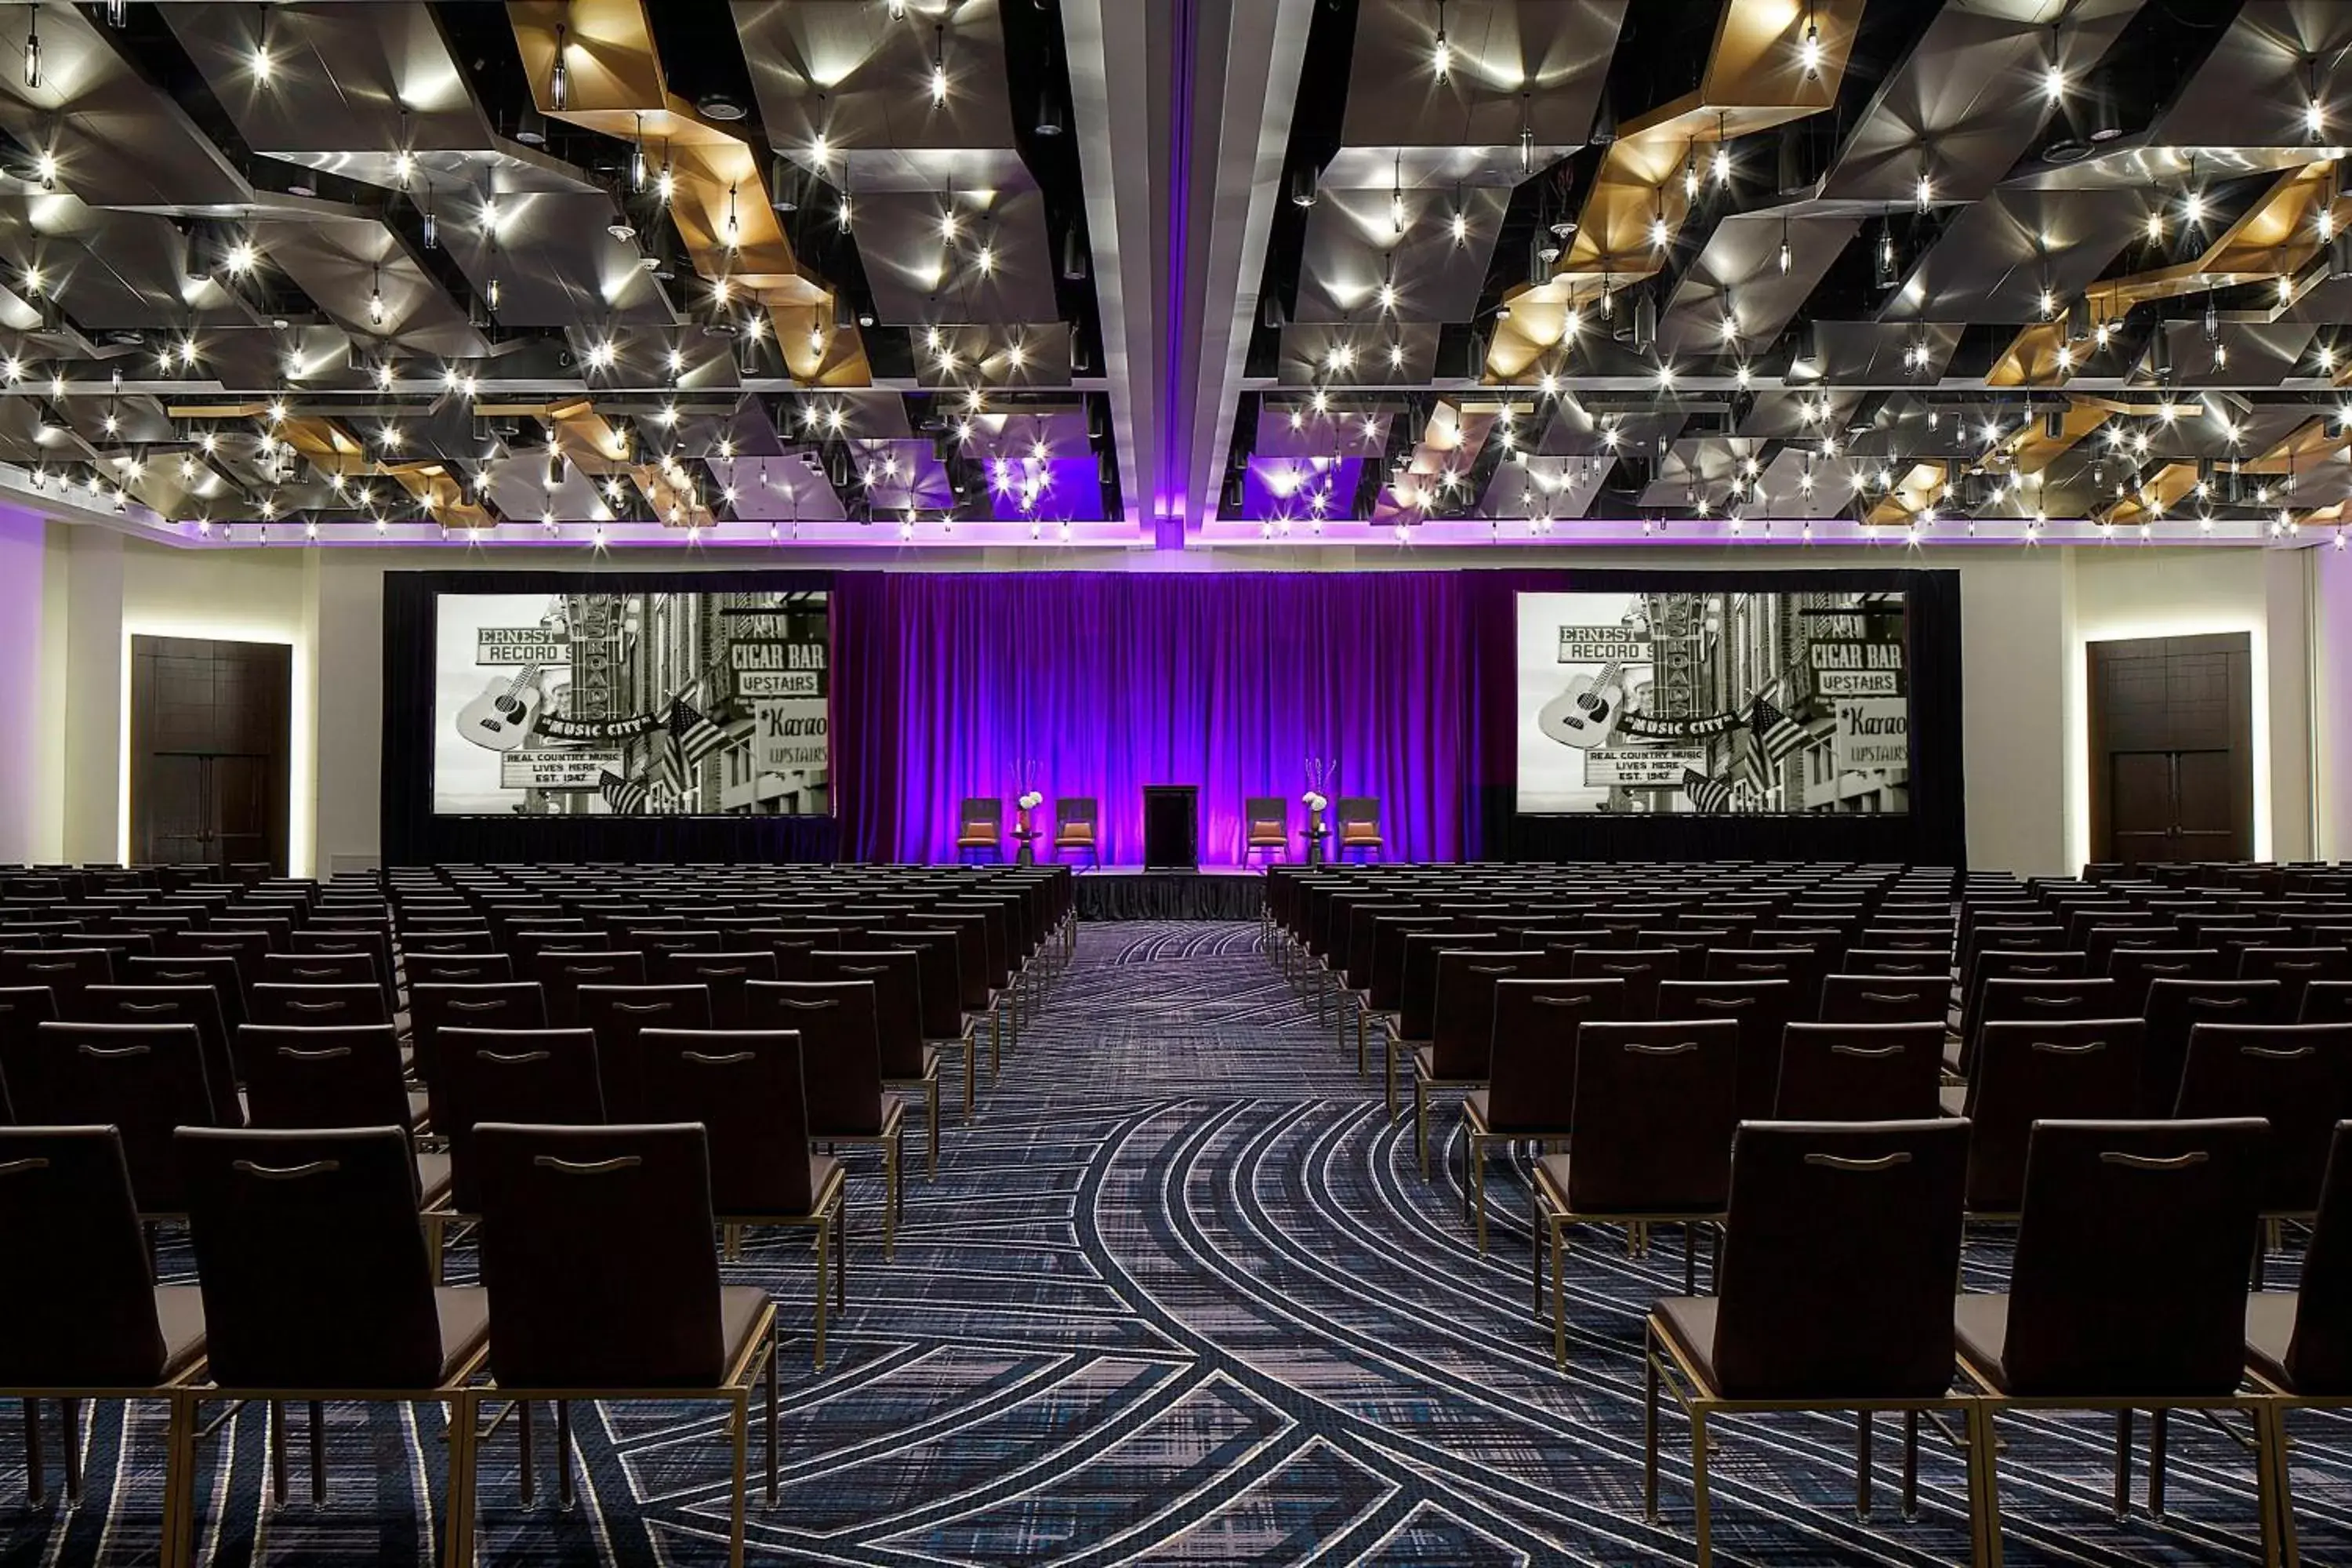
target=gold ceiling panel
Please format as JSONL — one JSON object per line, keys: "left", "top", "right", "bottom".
{"left": 508, "top": 0, "right": 870, "bottom": 386}
{"left": 1990, "top": 162, "right": 2339, "bottom": 388}
{"left": 2227, "top": 415, "right": 2349, "bottom": 475}
{"left": 1485, "top": 0, "right": 1865, "bottom": 380}
{"left": 1863, "top": 459, "right": 1944, "bottom": 526}
{"left": 2099, "top": 460, "right": 2200, "bottom": 526}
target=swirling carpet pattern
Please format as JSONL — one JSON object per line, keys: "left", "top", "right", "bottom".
{"left": 5, "top": 919, "right": 2344, "bottom": 1564}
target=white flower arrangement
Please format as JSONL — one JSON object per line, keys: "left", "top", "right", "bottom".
{"left": 1018, "top": 790, "right": 1044, "bottom": 811}
{"left": 1301, "top": 791, "right": 1328, "bottom": 812}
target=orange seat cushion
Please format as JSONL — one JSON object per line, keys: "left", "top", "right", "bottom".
{"left": 1247, "top": 819, "right": 1283, "bottom": 840}
{"left": 1057, "top": 824, "right": 1094, "bottom": 842}
{"left": 1341, "top": 822, "right": 1381, "bottom": 843}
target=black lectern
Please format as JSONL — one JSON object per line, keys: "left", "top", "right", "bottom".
{"left": 1142, "top": 786, "right": 1198, "bottom": 870}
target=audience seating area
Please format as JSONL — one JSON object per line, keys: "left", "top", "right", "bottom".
{"left": 1268, "top": 856, "right": 2352, "bottom": 1563}
{"left": 0, "top": 858, "right": 1070, "bottom": 1565}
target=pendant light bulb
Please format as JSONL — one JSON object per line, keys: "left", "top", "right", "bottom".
{"left": 368, "top": 263, "right": 386, "bottom": 327}
{"left": 630, "top": 114, "right": 648, "bottom": 191}
{"left": 22, "top": 5, "right": 38, "bottom": 91}
{"left": 549, "top": 24, "right": 569, "bottom": 111}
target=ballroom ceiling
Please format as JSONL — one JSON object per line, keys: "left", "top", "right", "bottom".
{"left": 7, "top": 0, "right": 2352, "bottom": 550}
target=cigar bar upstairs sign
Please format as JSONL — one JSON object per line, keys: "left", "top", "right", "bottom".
{"left": 1801, "top": 608, "right": 1910, "bottom": 772}
{"left": 723, "top": 611, "right": 828, "bottom": 701}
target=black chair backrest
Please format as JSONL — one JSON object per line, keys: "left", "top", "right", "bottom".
{"left": 1428, "top": 949, "right": 1549, "bottom": 1079}
{"left": 1563, "top": 1020, "right": 1741, "bottom": 1214}
{"left": 1655, "top": 978, "right": 1798, "bottom": 1123}
{"left": 2003, "top": 1118, "right": 2267, "bottom": 1396}
{"left": 0, "top": 947, "right": 113, "bottom": 1011}
{"left": 405, "top": 953, "right": 514, "bottom": 988}
{"left": 1967, "top": 976, "right": 2122, "bottom": 1078}
{"left": 1958, "top": 946, "right": 2085, "bottom": 1051}
{"left": 1959, "top": 1018, "right": 2144, "bottom": 1214}
{"left": 2174, "top": 1022, "right": 2352, "bottom": 1215}
{"left": 0, "top": 983, "right": 58, "bottom": 1091}
{"left": 1708, "top": 1120, "right": 1969, "bottom": 1399}
{"left": 656, "top": 949, "right": 777, "bottom": 1030}
{"left": 238, "top": 1024, "right": 412, "bottom": 1132}
{"left": 1773, "top": 1022, "right": 1947, "bottom": 1121}
{"left": 2287, "top": 1121, "right": 2352, "bottom": 1392}
{"left": 1842, "top": 949, "right": 1947, "bottom": 978}
{"left": 749, "top": 927, "right": 845, "bottom": 983}
{"left": 1817, "top": 973, "right": 1945, "bottom": 1026}
{"left": 1569, "top": 948, "right": 1675, "bottom": 1019}
{"left": 809, "top": 950, "right": 927, "bottom": 1079}
{"left": 81, "top": 985, "right": 239, "bottom": 1124}
{"left": 528, "top": 950, "right": 648, "bottom": 1026}
{"left": 2141, "top": 978, "right": 2285, "bottom": 1116}
{"left": 249, "top": 982, "right": 387, "bottom": 1029}
{"left": 575, "top": 984, "right": 713, "bottom": 1122}
{"left": 260, "top": 952, "right": 376, "bottom": 992}
{"left": 0, "top": 1126, "right": 169, "bottom": 1385}
{"left": 1397, "top": 931, "right": 1496, "bottom": 1040}
{"left": 746, "top": 980, "right": 886, "bottom": 1137}
{"left": 1483, "top": 978, "right": 1626, "bottom": 1134}
{"left": 409, "top": 980, "right": 546, "bottom": 1088}
{"left": 177, "top": 1125, "right": 443, "bottom": 1388}
{"left": 9, "top": 1022, "right": 230, "bottom": 1213}
{"left": 637, "top": 1029, "right": 823, "bottom": 1217}
{"left": 472, "top": 1122, "right": 727, "bottom": 1388}
{"left": 431, "top": 1027, "right": 605, "bottom": 1214}
{"left": 2105, "top": 947, "right": 2230, "bottom": 1012}
{"left": 2238, "top": 947, "right": 2352, "bottom": 1013}
{"left": 2304, "top": 981, "right": 2352, "bottom": 1025}
{"left": 884, "top": 929, "right": 965, "bottom": 1041}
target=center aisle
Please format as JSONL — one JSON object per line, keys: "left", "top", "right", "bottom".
{"left": 683, "top": 919, "right": 1995, "bottom": 1565}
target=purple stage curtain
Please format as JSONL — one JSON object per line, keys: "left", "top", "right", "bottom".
{"left": 833, "top": 572, "right": 1467, "bottom": 865}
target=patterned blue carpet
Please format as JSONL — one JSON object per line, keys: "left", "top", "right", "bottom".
{"left": 5, "top": 920, "right": 2344, "bottom": 1563}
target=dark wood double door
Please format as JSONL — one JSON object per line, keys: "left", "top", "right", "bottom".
{"left": 2088, "top": 632, "right": 2252, "bottom": 866}
{"left": 130, "top": 636, "right": 291, "bottom": 875}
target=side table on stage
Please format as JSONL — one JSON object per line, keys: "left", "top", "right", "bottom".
{"left": 1301, "top": 822, "right": 1330, "bottom": 865}
{"left": 1011, "top": 826, "right": 1041, "bottom": 865}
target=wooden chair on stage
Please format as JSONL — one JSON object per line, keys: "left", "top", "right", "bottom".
{"left": 1051, "top": 798, "right": 1100, "bottom": 868}
{"left": 955, "top": 798, "right": 1003, "bottom": 863}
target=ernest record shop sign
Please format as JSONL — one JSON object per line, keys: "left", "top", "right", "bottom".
{"left": 477, "top": 626, "right": 570, "bottom": 665}
{"left": 1556, "top": 624, "right": 1654, "bottom": 662}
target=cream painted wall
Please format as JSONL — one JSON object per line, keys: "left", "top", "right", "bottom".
{"left": 12, "top": 534, "right": 2332, "bottom": 879}
{"left": 2318, "top": 546, "right": 2352, "bottom": 862}
{"left": 2065, "top": 548, "right": 2314, "bottom": 871}
{"left": 50, "top": 531, "right": 321, "bottom": 874}
{"left": 0, "top": 509, "right": 49, "bottom": 862}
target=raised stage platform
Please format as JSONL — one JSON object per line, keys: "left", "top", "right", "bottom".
{"left": 1074, "top": 864, "right": 1266, "bottom": 921}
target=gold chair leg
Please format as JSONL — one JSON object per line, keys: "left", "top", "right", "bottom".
{"left": 1552, "top": 1222, "right": 1568, "bottom": 1370}
{"left": 159, "top": 1395, "right": 188, "bottom": 1568}
{"left": 426, "top": 1212, "right": 445, "bottom": 1286}
{"left": 445, "top": 1392, "right": 477, "bottom": 1568}
{"left": 812, "top": 1215, "right": 829, "bottom": 1370}
{"left": 2267, "top": 1401, "right": 2299, "bottom": 1568}
{"left": 1971, "top": 1403, "right": 2004, "bottom": 1568}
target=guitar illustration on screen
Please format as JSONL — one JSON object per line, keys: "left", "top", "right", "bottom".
{"left": 1538, "top": 655, "right": 1628, "bottom": 749}
{"left": 456, "top": 664, "right": 546, "bottom": 753}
